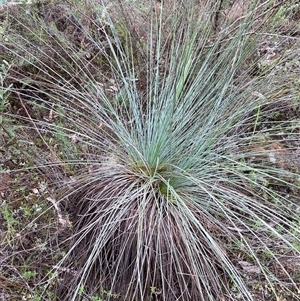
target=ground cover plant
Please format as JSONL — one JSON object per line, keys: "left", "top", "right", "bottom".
{"left": 1, "top": 0, "right": 300, "bottom": 300}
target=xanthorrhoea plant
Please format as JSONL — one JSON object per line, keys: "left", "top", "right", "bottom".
{"left": 2, "top": 0, "right": 300, "bottom": 300}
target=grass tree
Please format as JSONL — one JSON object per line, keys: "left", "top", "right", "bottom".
{"left": 1, "top": 0, "right": 300, "bottom": 300}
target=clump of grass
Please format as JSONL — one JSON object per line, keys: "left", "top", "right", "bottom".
{"left": 2, "top": 0, "right": 300, "bottom": 300}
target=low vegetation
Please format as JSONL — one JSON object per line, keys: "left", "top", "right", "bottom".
{"left": 1, "top": 0, "right": 300, "bottom": 300}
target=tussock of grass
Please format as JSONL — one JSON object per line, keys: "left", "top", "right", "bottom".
{"left": 1, "top": 0, "right": 300, "bottom": 300}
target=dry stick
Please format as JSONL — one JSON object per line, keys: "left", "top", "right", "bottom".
{"left": 18, "top": 92, "right": 59, "bottom": 161}
{"left": 17, "top": 92, "right": 73, "bottom": 174}
{"left": 18, "top": 92, "right": 72, "bottom": 228}
{"left": 209, "top": 0, "right": 284, "bottom": 42}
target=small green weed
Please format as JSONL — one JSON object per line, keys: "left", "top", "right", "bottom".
{"left": 23, "top": 270, "right": 38, "bottom": 280}
{"left": 0, "top": 203, "right": 18, "bottom": 246}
